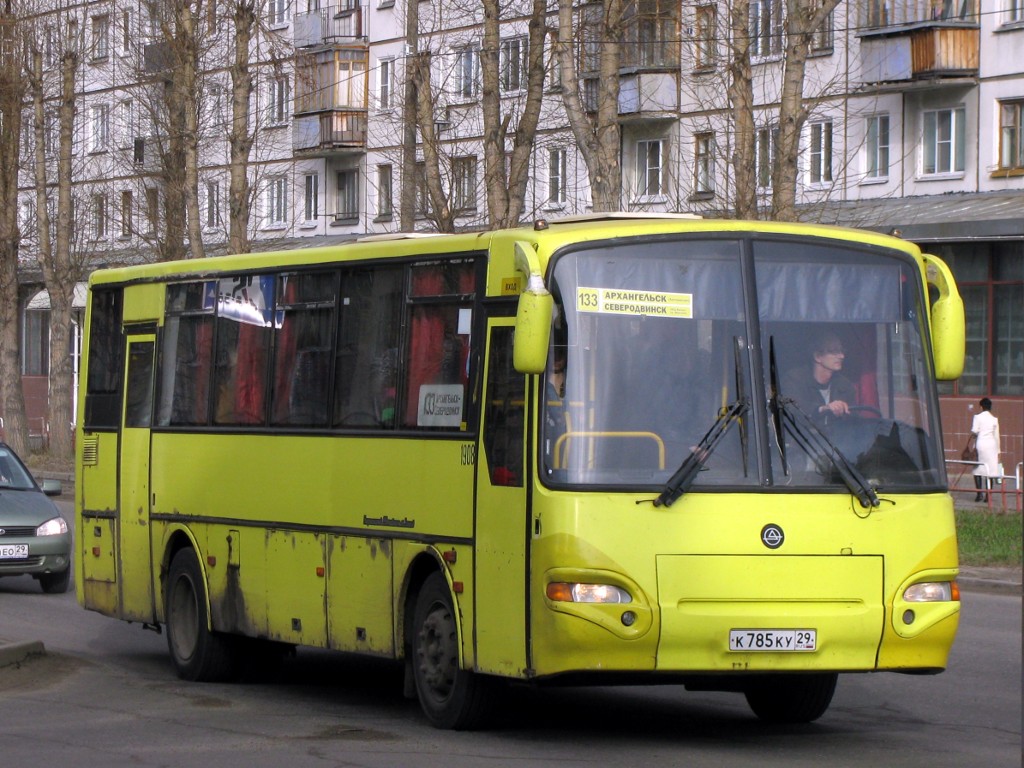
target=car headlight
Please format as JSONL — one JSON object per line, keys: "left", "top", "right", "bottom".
{"left": 36, "top": 517, "right": 68, "bottom": 537}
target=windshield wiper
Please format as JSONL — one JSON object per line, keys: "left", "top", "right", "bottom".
{"left": 768, "top": 336, "right": 878, "bottom": 508}
{"left": 655, "top": 398, "right": 748, "bottom": 508}
{"left": 655, "top": 336, "right": 750, "bottom": 508}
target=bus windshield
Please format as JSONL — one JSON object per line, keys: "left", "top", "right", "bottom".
{"left": 541, "top": 236, "right": 945, "bottom": 494}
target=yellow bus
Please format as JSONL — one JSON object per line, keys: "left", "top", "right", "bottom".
{"left": 76, "top": 215, "right": 965, "bottom": 729}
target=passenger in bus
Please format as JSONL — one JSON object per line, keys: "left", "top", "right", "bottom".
{"left": 783, "top": 332, "right": 857, "bottom": 425}
{"left": 543, "top": 347, "right": 568, "bottom": 465}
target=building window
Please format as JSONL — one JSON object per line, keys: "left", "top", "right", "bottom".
{"left": 336, "top": 170, "right": 358, "bottom": 220}
{"left": 750, "top": 0, "right": 783, "bottom": 59}
{"left": 943, "top": 245, "right": 1024, "bottom": 396}
{"left": 808, "top": 120, "right": 833, "bottom": 185}
{"left": 866, "top": 114, "right": 890, "bottom": 180}
{"left": 92, "top": 193, "right": 108, "bottom": 239}
{"left": 90, "top": 104, "right": 110, "bottom": 152}
{"left": 548, "top": 148, "right": 567, "bottom": 206}
{"left": 695, "top": 5, "right": 717, "bottom": 70}
{"left": 23, "top": 310, "right": 49, "bottom": 377}
{"left": 303, "top": 173, "right": 319, "bottom": 223}
{"left": 756, "top": 125, "right": 777, "bottom": 189}
{"left": 267, "top": 0, "right": 290, "bottom": 25}
{"left": 267, "top": 176, "right": 288, "bottom": 226}
{"left": 415, "top": 161, "right": 429, "bottom": 216}
{"left": 455, "top": 46, "right": 479, "bottom": 100}
{"left": 121, "top": 11, "right": 132, "bottom": 55}
{"left": 146, "top": 187, "right": 159, "bottom": 233}
{"left": 205, "top": 181, "right": 220, "bottom": 229}
{"left": 452, "top": 156, "right": 477, "bottom": 213}
{"left": 635, "top": 139, "right": 664, "bottom": 197}
{"left": 999, "top": 100, "right": 1023, "bottom": 172}
{"left": 268, "top": 76, "right": 289, "bottom": 125}
{"left": 500, "top": 37, "right": 528, "bottom": 93}
{"left": 1007, "top": 0, "right": 1024, "bottom": 23}
{"left": 582, "top": 78, "right": 599, "bottom": 113}
{"left": 377, "top": 164, "right": 393, "bottom": 217}
{"left": 922, "top": 107, "right": 965, "bottom": 175}
{"left": 379, "top": 58, "right": 393, "bottom": 110}
{"left": 694, "top": 132, "right": 714, "bottom": 194}
{"left": 117, "top": 99, "right": 134, "bottom": 149}
{"left": 810, "top": 3, "right": 833, "bottom": 52}
{"left": 91, "top": 14, "right": 110, "bottom": 60}
{"left": 120, "top": 190, "right": 133, "bottom": 237}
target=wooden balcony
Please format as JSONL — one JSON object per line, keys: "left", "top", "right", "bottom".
{"left": 859, "top": 24, "right": 979, "bottom": 83}
{"left": 293, "top": 110, "right": 367, "bottom": 155}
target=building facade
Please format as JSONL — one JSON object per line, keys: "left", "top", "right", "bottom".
{"left": 13, "top": 0, "right": 1023, "bottom": 485}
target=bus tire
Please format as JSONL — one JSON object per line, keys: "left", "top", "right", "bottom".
{"left": 165, "top": 548, "right": 237, "bottom": 682}
{"left": 744, "top": 673, "right": 838, "bottom": 724}
{"left": 411, "top": 571, "right": 493, "bottom": 730}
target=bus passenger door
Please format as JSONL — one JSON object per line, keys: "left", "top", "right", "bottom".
{"left": 474, "top": 319, "right": 529, "bottom": 676}
{"left": 117, "top": 335, "right": 156, "bottom": 622}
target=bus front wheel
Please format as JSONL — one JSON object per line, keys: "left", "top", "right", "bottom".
{"left": 744, "top": 673, "right": 838, "bottom": 723}
{"left": 411, "top": 572, "right": 493, "bottom": 729}
{"left": 165, "top": 548, "right": 237, "bottom": 682}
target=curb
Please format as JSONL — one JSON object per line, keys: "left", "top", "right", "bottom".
{"left": 0, "top": 640, "right": 46, "bottom": 669}
{"left": 958, "top": 577, "right": 1022, "bottom": 596}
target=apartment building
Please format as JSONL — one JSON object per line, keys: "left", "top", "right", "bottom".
{"left": 13, "top": 0, "right": 1023, "bottom": 479}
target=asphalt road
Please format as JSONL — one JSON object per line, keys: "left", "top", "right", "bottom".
{"left": 0, "top": 500, "right": 1019, "bottom": 768}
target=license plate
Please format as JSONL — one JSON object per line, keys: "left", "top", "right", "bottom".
{"left": 0, "top": 543, "right": 29, "bottom": 560}
{"left": 729, "top": 629, "right": 817, "bottom": 652}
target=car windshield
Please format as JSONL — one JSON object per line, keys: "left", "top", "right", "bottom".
{"left": 0, "top": 447, "right": 38, "bottom": 490}
{"left": 540, "top": 236, "right": 945, "bottom": 494}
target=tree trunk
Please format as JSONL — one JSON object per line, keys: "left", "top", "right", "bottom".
{"left": 228, "top": 0, "right": 255, "bottom": 253}
{"left": 399, "top": 0, "right": 420, "bottom": 231}
{"left": 728, "top": 0, "right": 759, "bottom": 220}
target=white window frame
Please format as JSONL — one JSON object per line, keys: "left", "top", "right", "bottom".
{"left": 267, "top": 0, "right": 291, "bottom": 26}
{"left": 455, "top": 46, "right": 480, "bottom": 101}
{"left": 755, "top": 125, "right": 777, "bottom": 189}
{"left": 921, "top": 107, "right": 965, "bottom": 176}
{"left": 865, "top": 113, "right": 890, "bottom": 181}
{"left": 120, "top": 11, "right": 132, "bottom": 56}
{"left": 378, "top": 58, "right": 394, "bottom": 110}
{"left": 452, "top": 156, "right": 478, "bottom": 212}
{"left": 268, "top": 76, "right": 290, "bottom": 126}
{"left": 205, "top": 181, "right": 221, "bottom": 230}
{"left": 548, "top": 148, "right": 567, "bottom": 206}
{"left": 808, "top": 120, "right": 833, "bottom": 185}
{"left": 91, "top": 14, "right": 110, "bottom": 60}
{"left": 90, "top": 104, "right": 110, "bottom": 153}
{"left": 750, "top": 0, "right": 783, "bottom": 60}
{"left": 635, "top": 139, "right": 665, "bottom": 198}
{"left": 266, "top": 176, "right": 288, "bottom": 227}
{"left": 377, "top": 164, "right": 393, "bottom": 218}
{"left": 1005, "top": 0, "right": 1023, "bottom": 24}
{"left": 694, "top": 132, "right": 715, "bottom": 194}
{"left": 500, "top": 36, "right": 528, "bottom": 93}
{"left": 303, "top": 173, "right": 319, "bottom": 224}
{"left": 117, "top": 99, "right": 134, "bottom": 149}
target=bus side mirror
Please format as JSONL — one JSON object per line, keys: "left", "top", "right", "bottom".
{"left": 512, "top": 241, "right": 552, "bottom": 374}
{"left": 923, "top": 253, "right": 965, "bottom": 381}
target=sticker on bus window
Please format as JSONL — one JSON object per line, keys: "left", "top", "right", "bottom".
{"left": 576, "top": 287, "right": 693, "bottom": 318}
{"left": 417, "top": 384, "right": 464, "bottom": 428}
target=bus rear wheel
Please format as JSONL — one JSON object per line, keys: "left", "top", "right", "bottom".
{"left": 744, "top": 673, "right": 838, "bottom": 724}
{"left": 412, "top": 572, "right": 493, "bottom": 729}
{"left": 165, "top": 548, "right": 237, "bottom": 682}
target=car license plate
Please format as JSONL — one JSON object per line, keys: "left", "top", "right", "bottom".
{"left": 729, "top": 629, "right": 816, "bottom": 652}
{"left": 0, "top": 543, "right": 29, "bottom": 560}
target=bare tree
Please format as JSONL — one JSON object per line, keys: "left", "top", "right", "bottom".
{"left": 727, "top": 0, "right": 759, "bottom": 219}
{"left": 25, "top": 19, "right": 81, "bottom": 460}
{"left": 480, "top": 0, "right": 548, "bottom": 228}
{"left": 227, "top": 0, "right": 257, "bottom": 253}
{"left": 399, "top": 0, "right": 421, "bottom": 231}
{"left": 0, "top": 2, "right": 27, "bottom": 454}
{"left": 555, "top": 0, "right": 624, "bottom": 212}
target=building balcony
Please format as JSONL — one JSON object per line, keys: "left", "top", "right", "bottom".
{"left": 294, "top": 2, "right": 365, "bottom": 47}
{"left": 293, "top": 110, "right": 367, "bottom": 155}
{"left": 618, "top": 71, "right": 678, "bottom": 121}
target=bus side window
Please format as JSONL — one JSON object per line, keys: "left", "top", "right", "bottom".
{"left": 483, "top": 326, "right": 524, "bottom": 487}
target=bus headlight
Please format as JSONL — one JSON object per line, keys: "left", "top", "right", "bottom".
{"left": 546, "top": 582, "right": 632, "bottom": 603}
{"left": 903, "top": 581, "right": 959, "bottom": 602}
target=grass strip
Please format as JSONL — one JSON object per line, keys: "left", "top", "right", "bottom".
{"left": 955, "top": 509, "right": 1023, "bottom": 567}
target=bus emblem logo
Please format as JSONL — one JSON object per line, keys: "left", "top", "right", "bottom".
{"left": 760, "top": 524, "right": 784, "bottom": 550}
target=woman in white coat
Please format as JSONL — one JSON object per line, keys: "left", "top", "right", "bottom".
{"left": 971, "top": 397, "right": 1000, "bottom": 502}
